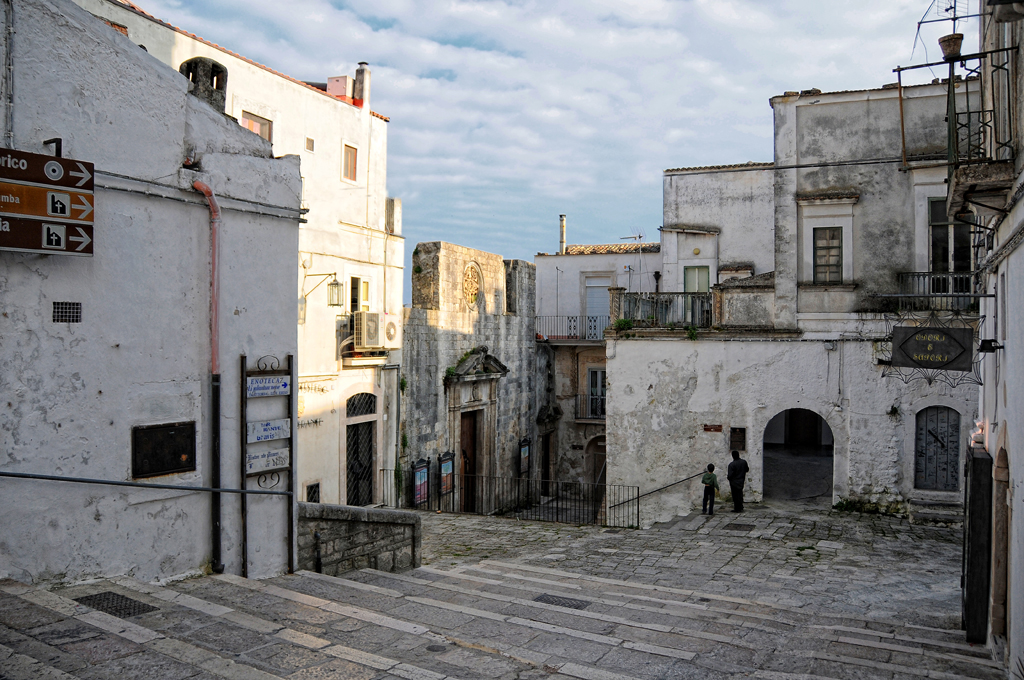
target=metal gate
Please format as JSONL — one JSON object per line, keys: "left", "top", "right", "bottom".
{"left": 915, "top": 406, "right": 960, "bottom": 491}
{"left": 346, "top": 421, "right": 374, "bottom": 506}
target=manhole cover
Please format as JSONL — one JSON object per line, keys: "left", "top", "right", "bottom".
{"left": 534, "top": 593, "right": 591, "bottom": 610}
{"left": 426, "top": 645, "right": 448, "bottom": 652}
{"left": 73, "top": 591, "right": 157, "bottom": 618}
{"left": 724, "top": 523, "right": 756, "bottom": 532}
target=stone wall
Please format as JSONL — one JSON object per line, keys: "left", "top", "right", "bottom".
{"left": 402, "top": 242, "right": 536, "bottom": 489}
{"left": 298, "top": 503, "right": 420, "bottom": 575}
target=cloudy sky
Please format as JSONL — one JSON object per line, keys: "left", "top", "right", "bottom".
{"left": 137, "top": 0, "right": 975, "bottom": 274}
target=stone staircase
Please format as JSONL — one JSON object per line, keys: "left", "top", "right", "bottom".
{"left": 0, "top": 560, "right": 1003, "bottom": 680}
{"left": 908, "top": 499, "right": 966, "bottom": 527}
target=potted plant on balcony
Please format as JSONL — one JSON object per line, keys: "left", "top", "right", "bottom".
{"left": 939, "top": 33, "right": 964, "bottom": 61}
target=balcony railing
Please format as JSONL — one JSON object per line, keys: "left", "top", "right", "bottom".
{"left": 623, "top": 292, "right": 713, "bottom": 328}
{"left": 575, "top": 394, "right": 606, "bottom": 420}
{"left": 535, "top": 315, "right": 610, "bottom": 341}
{"left": 896, "top": 272, "right": 980, "bottom": 312}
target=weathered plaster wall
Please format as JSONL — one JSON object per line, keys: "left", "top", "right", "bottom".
{"left": 535, "top": 251, "right": 661, "bottom": 318}
{"left": 0, "top": 0, "right": 300, "bottom": 584}
{"left": 403, "top": 243, "right": 536, "bottom": 486}
{"left": 662, "top": 167, "right": 774, "bottom": 286}
{"left": 605, "top": 337, "right": 976, "bottom": 525}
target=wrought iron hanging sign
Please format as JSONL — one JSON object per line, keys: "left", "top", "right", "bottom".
{"left": 890, "top": 326, "right": 974, "bottom": 371}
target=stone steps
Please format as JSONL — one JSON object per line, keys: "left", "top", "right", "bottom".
{"left": 332, "top": 560, "right": 1000, "bottom": 680}
{"left": 908, "top": 501, "right": 965, "bottom": 527}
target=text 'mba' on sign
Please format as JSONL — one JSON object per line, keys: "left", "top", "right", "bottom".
{"left": 890, "top": 326, "right": 974, "bottom": 372}
{"left": 0, "top": 149, "right": 94, "bottom": 256}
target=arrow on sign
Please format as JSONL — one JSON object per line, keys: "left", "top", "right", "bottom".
{"left": 69, "top": 163, "right": 92, "bottom": 188}
{"left": 68, "top": 227, "right": 91, "bottom": 252}
{"left": 72, "top": 195, "right": 92, "bottom": 220}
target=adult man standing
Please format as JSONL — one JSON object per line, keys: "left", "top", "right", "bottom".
{"left": 727, "top": 450, "right": 749, "bottom": 512}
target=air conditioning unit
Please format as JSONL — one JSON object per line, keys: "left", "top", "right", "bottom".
{"left": 382, "top": 312, "right": 402, "bottom": 350}
{"left": 353, "top": 311, "right": 382, "bottom": 349}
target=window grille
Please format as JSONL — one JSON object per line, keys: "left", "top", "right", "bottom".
{"left": 306, "top": 483, "right": 320, "bottom": 503}
{"left": 52, "top": 301, "right": 82, "bottom": 323}
{"left": 347, "top": 393, "right": 376, "bottom": 418}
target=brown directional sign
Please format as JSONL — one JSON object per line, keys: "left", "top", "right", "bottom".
{"left": 0, "top": 216, "right": 93, "bottom": 256}
{"left": 891, "top": 326, "right": 974, "bottom": 372}
{"left": 0, "top": 149, "right": 93, "bottom": 191}
{"left": 0, "top": 149, "right": 94, "bottom": 256}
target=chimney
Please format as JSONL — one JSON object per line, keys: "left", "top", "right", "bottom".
{"left": 559, "top": 214, "right": 566, "bottom": 255}
{"left": 179, "top": 57, "right": 228, "bottom": 112}
{"left": 354, "top": 62, "right": 370, "bottom": 108}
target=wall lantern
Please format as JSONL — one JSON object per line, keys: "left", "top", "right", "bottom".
{"left": 978, "top": 339, "right": 1004, "bottom": 353}
{"left": 302, "top": 272, "right": 343, "bottom": 308}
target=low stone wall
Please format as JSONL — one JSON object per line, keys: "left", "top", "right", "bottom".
{"left": 297, "top": 503, "right": 421, "bottom": 575}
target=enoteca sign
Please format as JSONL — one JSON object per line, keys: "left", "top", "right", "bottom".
{"left": 0, "top": 149, "right": 94, "bottom": 256}
{"left": 890, "top": 326, "right": 974, "bottom": 372}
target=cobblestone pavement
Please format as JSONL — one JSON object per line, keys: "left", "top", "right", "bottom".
{"left": 419, "top": 497, "right": 965, "bottom": 627}
{"left": 0, "top": 498, "right": 1002, "bottom": 680}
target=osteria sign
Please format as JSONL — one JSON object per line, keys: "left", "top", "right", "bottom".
{"left": 890, "top": 326, "right": 974, "bottom": 372}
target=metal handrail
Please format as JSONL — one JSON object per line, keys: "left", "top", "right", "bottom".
{"left": 0, "top": 469, "right": 292, "bottom": 495}
{"left": 610, "top": 470, "right": 704, "bottom": 508}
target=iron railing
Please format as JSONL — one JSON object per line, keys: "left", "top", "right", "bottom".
{"left": 535, "top": 315, "right": 610, "bottom": 341}
{"left": 623, "top": 292, "right": 713, "bottom": 327}
{"left": 575, "top": 394, "right": 605, "bottom": 420}
{"left": 896, "top": 272, "right": 980, "bottom": 312}
{"left": 380, "top": 469, "right": 639, "bottom": 528}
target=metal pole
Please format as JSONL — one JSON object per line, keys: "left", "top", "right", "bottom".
{"left": 287, "top": 353, "right": 296, "bottom": 574}
{"left": 897, "top": 70, "right": 908, "bottom": 170}
{"left": 240, "top": 355, "right": 248, "bottom": 578}
{"left": 211, "top": 373, "right": 224, "bottom": 573}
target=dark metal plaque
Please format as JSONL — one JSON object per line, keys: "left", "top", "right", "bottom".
{"left": 891, "top": 326, "right": 974, "bottom": 371}
{"left": 131, "top": 421, "right": 196, "bottom": 479}
{"left": 74, "top": 592, "right": 157, "bottom": 618}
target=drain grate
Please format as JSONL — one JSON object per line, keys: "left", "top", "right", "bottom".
{"left": 724, "top": 523, "right": 756, "bottom": 532}
{"left": 426, "top": 645, "right": 448, "bottom": 652}
{"left": 534, "top": 593, "right": 591, "bottom": 610}
{"left": 74, "top": 591, "right": 158, "bottom": 618}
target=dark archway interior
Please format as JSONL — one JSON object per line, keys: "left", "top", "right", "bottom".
{"left": 763, "top": 408, "right": 834, "bottom": 501}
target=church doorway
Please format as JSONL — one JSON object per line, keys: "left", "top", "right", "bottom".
{"left": 460, "top": 410, "right": 479, "bottom": 513}
{"left": 763, "top": 408, "right": 834, "bottom": 501}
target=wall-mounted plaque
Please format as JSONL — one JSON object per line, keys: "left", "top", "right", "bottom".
{"left": 131, "top": 421, "right": 196, "bottom": 479}
{"left": 413, "top": 459, "right": 430, "bottom": 507}
{"left": 440, "top": 452, "right": 454, "bottom": 495}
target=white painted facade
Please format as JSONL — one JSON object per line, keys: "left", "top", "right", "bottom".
{"left": 73, "top": 0, "right": 405, "bottom": 509}
{"left": 0, "top": 0, "right": 301, "bottom": 582}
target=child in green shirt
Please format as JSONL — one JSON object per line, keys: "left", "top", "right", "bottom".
{"left": 701, "top": 463, "right": 720, "bottom": 515}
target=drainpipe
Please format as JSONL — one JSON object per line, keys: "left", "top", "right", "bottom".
{"left": 1, "top": 0, "right": 14, "bottom": 149}
{"left": 193, "top": 180, "right": 224, "bottom": 574}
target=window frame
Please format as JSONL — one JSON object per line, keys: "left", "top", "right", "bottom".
{"left": 342, "top": 143, "right": 358, "bottom": 182}
{"left": 683, "top": 266, "right": 710, "bottom": 293}
{"left": 240, "top": 111, "right": 273, "bottom": 142}
{"left": 812, "top": 227, "right": 843, "bottom": 284}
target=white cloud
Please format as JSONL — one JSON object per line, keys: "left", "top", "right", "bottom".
{"left": 134, "top": 0, "right": 966, "bottom": 280}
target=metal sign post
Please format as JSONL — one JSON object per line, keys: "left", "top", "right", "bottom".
{"left": 240, "top": 354, "right": 295, "bottom": 577}
{"left": 0, "top": 149, "right": 94, "bottom": 256}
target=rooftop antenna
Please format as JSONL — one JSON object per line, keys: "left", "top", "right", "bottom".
{"left": 620, "top": 227, "right": 646, "bottom": 292}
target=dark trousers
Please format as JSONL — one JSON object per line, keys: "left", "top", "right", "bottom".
{"left": 730, "top": 481, "right": 744, "bottom": 511}
{"left": 702, "top": 486, "right": 715, "bottom": 514}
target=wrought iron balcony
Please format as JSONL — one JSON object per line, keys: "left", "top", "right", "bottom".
{"left": 535, "top": 315, "right": 610, "bottom": 341}
{"left": 896, "top": 272, "right": 981, "bottom": 313}
{"left": 575, "top": 394, "right": 606, "bottom": 421}
{"left": 622, "top": 292, "right": 713, "bottom": 328}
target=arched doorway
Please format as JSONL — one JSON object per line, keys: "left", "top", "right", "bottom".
{"left": 763, "top": 408, "right": 834, "bottom": 500}
{"left": 584, "top": 435, "right": 606, "bottom": 486}
{"left": 345, "top": 393, "right": 376, "bottom": 506}
{"left": 914, "top": 406, "right": 960, "bottom": 491}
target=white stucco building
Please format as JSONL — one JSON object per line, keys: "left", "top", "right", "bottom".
{"left": 74, "top": 0, "right": 406, "bottom": 510}
{"left": 0, "top": 0, "right": 302, "bottom": 582}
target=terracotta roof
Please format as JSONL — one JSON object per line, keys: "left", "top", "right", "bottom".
{"left": 562, "top": 243, "right": 660, "bottom": 255}
{"left": 109, "top": 0, "right": 389, "bottom": 121}
{"left": 665, "top": 161, "right": 773, "bottom": 174}
{"left": 717, "top": 271, "right": 775, "bottom": 289}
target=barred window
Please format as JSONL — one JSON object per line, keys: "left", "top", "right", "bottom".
{"left": 305, "top": 483, "right": 320, "bottom": 503}
{"left": 347, "top": 392, "right": 376, "bottom": 418}
{"left": 813, "top": 227, "right": 842, "bottom": 283}
{"left": 53, "top": 301, "right": 82, "bottom": 323}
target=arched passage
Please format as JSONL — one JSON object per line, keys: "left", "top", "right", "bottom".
{"left": 762, "top": 408, "right": 834, "bottom": 500}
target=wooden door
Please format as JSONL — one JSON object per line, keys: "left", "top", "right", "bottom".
{"left": 915, "top": 406, "right": 960, "bottom": 491}
{"left": 460, "top": 411, "right": 477, "bottom": 513}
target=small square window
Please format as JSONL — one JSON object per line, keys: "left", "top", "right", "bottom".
{"left": 730, "top": 427, "right": 746, "bottom": 451}
{"left": 240, "top": 111, "right": 272, "bottom": 142}
{"left": 53, "top": 301, "right": 82, "bottom": 323}
{"left": 305, "top": 137, "right": 315, "bottom": 152}
{"left": 343, "top": 144, "right": 357, "bottom": 181}
{"left": 132, "top": 421, "right": 196, "bottom": 479}
{"left": 306, "top": 483, "right": 320, "bottom": 503}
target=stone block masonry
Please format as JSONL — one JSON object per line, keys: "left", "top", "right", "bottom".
{"left": 297, "top": 503, "right": 421, "bottom": 575}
